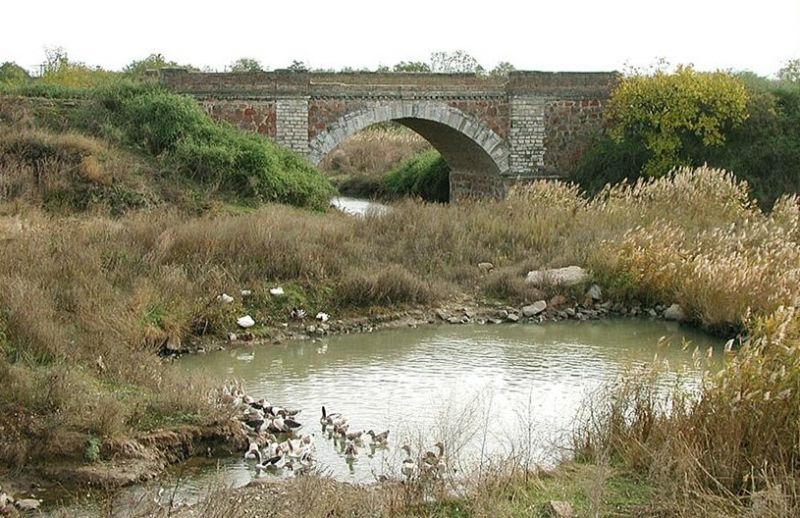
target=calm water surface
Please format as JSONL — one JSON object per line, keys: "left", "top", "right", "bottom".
{"left": 49, "top": 319, "right": 722, "bottom": 514}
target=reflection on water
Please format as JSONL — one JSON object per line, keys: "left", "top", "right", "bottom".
{"left": 48, "top": 320, "right": 722, "bottom": 514}
{"left": 330, "top": 196, "right": 388, "bottom": 216}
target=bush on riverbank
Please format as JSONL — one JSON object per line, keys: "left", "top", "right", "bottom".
{"left": 574, "top": 70, "right": 800, "bottom": 207}
{"left": 383, "top": 149, "right": 450, "bottom": 202}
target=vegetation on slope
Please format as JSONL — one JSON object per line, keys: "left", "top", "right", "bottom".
{"left": 0, "top": 82, "right": 335, "bottom": 213}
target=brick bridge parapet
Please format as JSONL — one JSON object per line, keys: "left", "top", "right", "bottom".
{"left": 158, "top": 69, "right": 618, "bottom": 201}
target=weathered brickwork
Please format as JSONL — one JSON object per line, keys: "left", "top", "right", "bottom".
{"left": 159, "top": 70, "right": 618, "bottom": 201}
{"left": 201, "top": 100, "right": 276, "bottom": 137}
{"left": 543, "top": 99, "right": 605, "bottom": 175}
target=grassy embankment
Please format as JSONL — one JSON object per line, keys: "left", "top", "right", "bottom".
{"left": 3, "top": 84, "right": 800, "bottom": 515}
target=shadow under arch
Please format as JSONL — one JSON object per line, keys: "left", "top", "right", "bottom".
{"left": 308, "top": 103, "right": 511, "bottom": 200}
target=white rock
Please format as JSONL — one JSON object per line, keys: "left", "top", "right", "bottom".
{"left": 586, "top": 284, "right": 603, "bottom": 301}
{"left": 218, "top": 293, "right": 234, "bottom": 304}
{"left": 240, "top": 289, "right": 253, "bottom": 297}
{"left": 663, "top": 303, "right": 687, "bottom": 322}
{"left": 526, "top": 266, "right": 588, "bottom": 287}
{"left": 521, "top": 300, "right": 547, "bottom": 317}
{"left": 269, "top": 287, "right": 285, "bottom": 297}
{"left": 315, "top": 312, "right": 330, "bottom": 323}
{"left": 543, "top": 500, "right": 574, "bottom": 517}
{"left": 478, "top": 262, "right": 494, "bottom": 273}
{"left": 237, "top": 315, "right": 255, "bottom": 328}
{"left": 506, "top": 313, "right": 520, "bottom": 323}
{"left": 227, "top": 332, "right": 238, "bottom": 342}
{"left": 15, "top": 499, "right": 41, "bottom": 512}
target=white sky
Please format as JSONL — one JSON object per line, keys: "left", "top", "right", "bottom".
{"left": 2, "top": 0, "right": 798, "bottom": 76}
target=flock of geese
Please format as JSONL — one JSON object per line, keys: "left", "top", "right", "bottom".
{"left": 223, "top": 385, "right": 448, "bottom": 480}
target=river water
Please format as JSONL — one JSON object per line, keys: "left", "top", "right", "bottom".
{"left": 46, "top": 319, "right": 722, "bottom": 515}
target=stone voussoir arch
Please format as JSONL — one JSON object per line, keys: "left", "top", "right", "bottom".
{"left": 307, "top": 102, "right": 511, "bottom": 176}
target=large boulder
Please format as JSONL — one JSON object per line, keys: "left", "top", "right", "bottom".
{"left": 663, "top": 303, "right": 687, "bottom": 322}
{"left": 521, "top": 300, "right": 547, "bottom": 317}
{"left": 526, "top": 266, "right": 588, "bottom": 287}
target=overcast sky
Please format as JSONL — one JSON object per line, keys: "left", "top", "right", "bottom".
{"left": 2, "top": 0, "right": 798, "bottom": 76}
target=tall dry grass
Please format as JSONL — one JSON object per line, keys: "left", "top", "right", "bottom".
{"left": 2, "top": 165, "right": 800, "bottom": 516}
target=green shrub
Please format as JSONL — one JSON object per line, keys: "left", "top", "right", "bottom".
{"left": 384, "top": 149, "right": 450, "bottom": 202}
{"left": 608, "top": 65, "right": 749, "bottom": 177}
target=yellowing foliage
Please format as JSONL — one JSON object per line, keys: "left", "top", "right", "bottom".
{"left": 608, "top": 65, "right": 749, "bottom": 177}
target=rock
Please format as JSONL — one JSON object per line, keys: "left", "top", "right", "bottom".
{"left": 647, "top": 308, "right": 658, "bottom": 317}
{"left": 218, "top": 293, "right": 234, "bottom": 304}
{"left": 164, "top": 336, "right": 182, "bottom": 352}
{"left": 315, "top": 312, "right": 330, "bottom": 323}
{"left": 506, "top": 313, "right": 520, "bottom": 323}
{"left": 526, "top": 266, "right": 588, "bottom": 287}
{"left": 663, "top": 303, "right": 687, "bottom": 322}
{"left": 434, "top": 309, "right": 449, "bottom": 321}
{"left": 586, "top": 284, "right": 602, "bottom": 301}
{"left": 227, "top": 332, "right": 237, "bottom": 342}
{"left": 447, "top": 316, "right": 462, "bottom": 324}
{"left": 306, "top": 325, "right": 317, "bottom": 334}
{"left": 497, "top": 309, "right": 509, "bottom": 319}
{"left": 488, "top": 318, "right": 503, "bottom": 325}
{"left": 478, "top": 262, "right": 495, "bottom": 273}
{"left": 521, "top": 300, "right": 547, "bottom": 317}
{"left": 269, "top": 287, "right": 285, "bottom": 297}
{"left": 15, "top": 499, "right": 41, "bottom": 512}
{"left": 543, "top": 500, "right": 574, "bottom": 517}
{"left": 565, "top": 307, "right": 576, "bottom": 317}
{"left": 240, "top": 289, "right": 253, "bottom": 297}
{"left": 549, "top": 294, "right": 568, "bottom": 308}
{"left": 237, "top": 315, "right": 255, "bottom": 328}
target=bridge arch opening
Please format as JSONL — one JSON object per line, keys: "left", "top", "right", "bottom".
{"left": 309, "top": 103, "right": 510, "bottom": 201}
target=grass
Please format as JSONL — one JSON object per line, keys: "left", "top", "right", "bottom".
{"left": 384, "top": 149, "right": 451, "bottom": 203}
{"left": 0, "top": 82, "right": 335, "bottom": 213}
{"left": 322, "top": 123, "right": 431, "bottom": 197}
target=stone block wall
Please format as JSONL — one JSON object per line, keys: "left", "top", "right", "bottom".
{"left": 508, "top": 97, "right": 546, "bottom": 176}
{"left": 275, "top": 98, "right": 309, "bottom": 154}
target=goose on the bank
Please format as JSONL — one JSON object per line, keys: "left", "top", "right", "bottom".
{"left": 400, "top": 444, "right": 415, "bottom": 478}
{"left": 423, "top": 442, "right": 445, "bottom": 464}
{"left": 367, "top": 429, "right": 389, "bottom": 445}
{"left": 244, "top": 442, "right": 261, "bottom": 461}
{"left": 255, "top": 453, "right": 283, "bottom": 474}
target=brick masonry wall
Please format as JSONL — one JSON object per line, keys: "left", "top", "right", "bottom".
{"left": 201, "top": 100, "right": 276, "bottom": 137}
{"left": 543, "top": 99, "right": 606, "bottom": 175}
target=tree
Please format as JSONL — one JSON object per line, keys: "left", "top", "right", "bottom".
{"left": 392, "top": 61, "right": 431, "bottom": 73}
{"left": 124, "top": 53, "right": 194, "bottom": 78}
{"left": 0, "top": 62, "right": 30, "bottom": 85}
{"left": 230, "top": 57, "right": 264, "bottom": 72}
{"left": 429, "top": 51, "right": 484, "bottom": 74}
{"left": 490, "top": 61, "right": 516, "bottom": 77}
{"left": 287, "top": 60, "right": 308, "bottom": 72}
{"left": 778, "top": 58, "right": 800, "bottom": 83}
{"left": 40, "top": 46, "right": 115, "bottom": 87}
{"left": 608, "top": 65, "right": 749, "bottom": 177}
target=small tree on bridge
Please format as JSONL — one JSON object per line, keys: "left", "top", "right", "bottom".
{"left": 230, "top": 57, "right": 264, "bottom": 72}
{"left": 430, "top": 50, "right": 484, "bottom": 74}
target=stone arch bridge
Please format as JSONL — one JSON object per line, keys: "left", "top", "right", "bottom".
{"left": 159, "top": 69, "right": 617, "bottom": 201}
